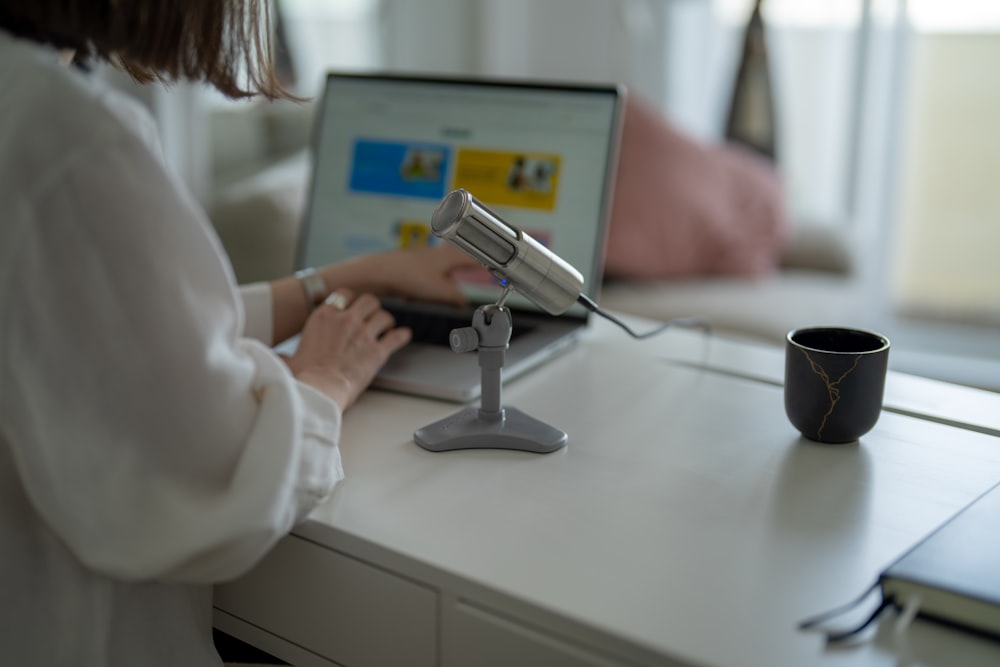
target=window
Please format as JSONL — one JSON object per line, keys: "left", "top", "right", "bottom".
{"left": 714, "top": 0, "right": 867, "bottom": 227}
{"left": 890, "top": 0, "right": 1000, "bottom": 323}
{"left": 278, "top": 0, "right": 381, "bottom": 96}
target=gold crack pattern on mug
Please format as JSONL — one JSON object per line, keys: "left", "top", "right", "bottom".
{"left": 798, "top": 349, "right": 864, "bottom": 440}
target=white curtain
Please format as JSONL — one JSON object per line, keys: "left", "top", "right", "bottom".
{"left": 379, "top": 0, "right": 674, "bottom": 118}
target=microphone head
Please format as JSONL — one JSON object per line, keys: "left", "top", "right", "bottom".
{"left": 430, "top": 189, "right": 469, "bottom": 236}
{"left": 430, "top": 189, "right": 584, "bottom": 315}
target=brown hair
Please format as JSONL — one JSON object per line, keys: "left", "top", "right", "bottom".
{"left": 0, "top": 0, "right": 291, "bottom": 100}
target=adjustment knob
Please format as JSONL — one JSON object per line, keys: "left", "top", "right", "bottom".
{"left": 449, "top": 327, "right": 479, "bottom": 353}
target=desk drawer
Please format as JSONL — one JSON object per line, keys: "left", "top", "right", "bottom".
{"left": 214, "top": 535, "right": 437, "bottom": 667}
{"left": 444, "top": 599, "right": 628, "bottom": 667}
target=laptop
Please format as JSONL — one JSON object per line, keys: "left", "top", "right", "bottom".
{"left": 286, "top": 72, "right": 624, "bottom": 402}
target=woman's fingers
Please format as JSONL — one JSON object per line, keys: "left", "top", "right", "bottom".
{"left": 286, "top": 290, "right": 411, "bottom": 410}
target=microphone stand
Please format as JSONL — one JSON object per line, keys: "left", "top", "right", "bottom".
{"left": 413, "top": 290, "right": 568, "bottom": 454}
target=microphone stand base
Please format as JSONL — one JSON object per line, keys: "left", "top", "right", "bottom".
{"left": 414, "top": 406, "right": 567, "bottom": 454}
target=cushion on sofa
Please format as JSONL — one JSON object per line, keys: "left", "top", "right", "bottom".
{"left": 604, "top": 95, "right": 790, "bottom": 280}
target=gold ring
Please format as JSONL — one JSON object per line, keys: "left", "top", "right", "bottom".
{"left": 324, "top": 292, "right": 349, "bottom": 310}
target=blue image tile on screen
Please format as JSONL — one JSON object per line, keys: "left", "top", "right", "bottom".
{"left": 349, "top": 139, "right": 450, "bottom": 200}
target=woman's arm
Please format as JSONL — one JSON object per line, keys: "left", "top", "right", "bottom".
{"left": 271, "top": 245, "right": 478, "bottom": 344}
{"left": 3, "top": 126, "right": 346, "bottom": 584}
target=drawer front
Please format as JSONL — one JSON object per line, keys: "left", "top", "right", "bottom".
{"left": 444, "top": 598, "right": 633, "bottom": 667}
{"left": 215, "top": 535, "right": 437, "bottom": 667}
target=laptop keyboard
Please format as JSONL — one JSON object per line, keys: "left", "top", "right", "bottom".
{"left": 384, "top": 303, "right": 533, "bottom": 347}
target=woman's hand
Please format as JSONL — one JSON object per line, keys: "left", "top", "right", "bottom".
{"left": 268, "top": 245, "right": 480, "bottom": 347}
{"left": 284, "top": 289, "right": 411, "bottom": 411}
{"left": 380, "top": 245, "right": 480, "bottom": 306}
{"left": 322, "top": 245, "right": 479, "bottom": 308}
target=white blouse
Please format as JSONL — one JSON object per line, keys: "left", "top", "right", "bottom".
{"left": 0, "top": 31, "right": 343, "bottom": 665}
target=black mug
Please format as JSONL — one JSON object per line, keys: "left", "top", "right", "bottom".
{"left": 784, "top": 327, "right": 890, "bottom": 444}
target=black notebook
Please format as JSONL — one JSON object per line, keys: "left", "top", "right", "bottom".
{"left": 879, "top": 480, "right": 1000, "bottom": 638}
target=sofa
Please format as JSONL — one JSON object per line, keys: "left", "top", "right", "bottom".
{"left": 207, "top": 99, "right": 860, "bottom": 351}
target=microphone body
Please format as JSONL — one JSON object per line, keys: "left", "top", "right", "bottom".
{"left": 430, "top": 189, "right": 584, "bottom": 316}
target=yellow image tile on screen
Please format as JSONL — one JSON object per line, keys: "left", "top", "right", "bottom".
{"left": 396, "top": 220, "right": 433, "bottom": 248}
{"left": 454, "top": 149, "right": 561, "bottom": 211}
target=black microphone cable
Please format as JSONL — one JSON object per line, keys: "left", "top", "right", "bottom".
{"left": 576, "top": 294, "right": 712, "bottom": 340}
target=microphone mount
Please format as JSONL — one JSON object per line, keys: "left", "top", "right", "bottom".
{"left": 413, "top": 287, "right": 568, "bottom": 454}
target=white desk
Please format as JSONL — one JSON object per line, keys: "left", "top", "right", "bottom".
{"left": 214, "top": 317, "right": 1000, "bottom": 666}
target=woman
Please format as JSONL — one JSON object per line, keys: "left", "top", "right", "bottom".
{"left": 0, "top": 1, "right": 473, "bottom": 664}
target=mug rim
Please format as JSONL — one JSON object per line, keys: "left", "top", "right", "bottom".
{"left": 786, "top": 326, "right": 890, "bottom": 355}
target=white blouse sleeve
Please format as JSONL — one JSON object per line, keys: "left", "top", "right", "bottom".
{"left": 239, "top": 281, "right": 275, "bottom": 345}
{"left": 1, "top": 120, "right": 342, "bottom": 584}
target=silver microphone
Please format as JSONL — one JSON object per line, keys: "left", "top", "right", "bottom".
{"left": 430, "top": 189, "right": 584, "bottom": 316}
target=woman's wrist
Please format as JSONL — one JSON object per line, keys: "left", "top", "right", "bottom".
{"left": 270, "top": 275, "right": 316, "bottom": 344}
{"left": 294, "top": 267, "right": 328, "bottom": 313}
{"left": 319, "top": 255, "right": 394, "bottom": 298}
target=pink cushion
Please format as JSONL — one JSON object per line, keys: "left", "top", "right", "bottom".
{"left": 604, "top": 95, "right": 789, "bottom": 280}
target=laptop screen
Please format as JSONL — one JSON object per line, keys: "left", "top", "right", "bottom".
{"left": 298, "top": 73, "right": 623, "bottom": 317}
